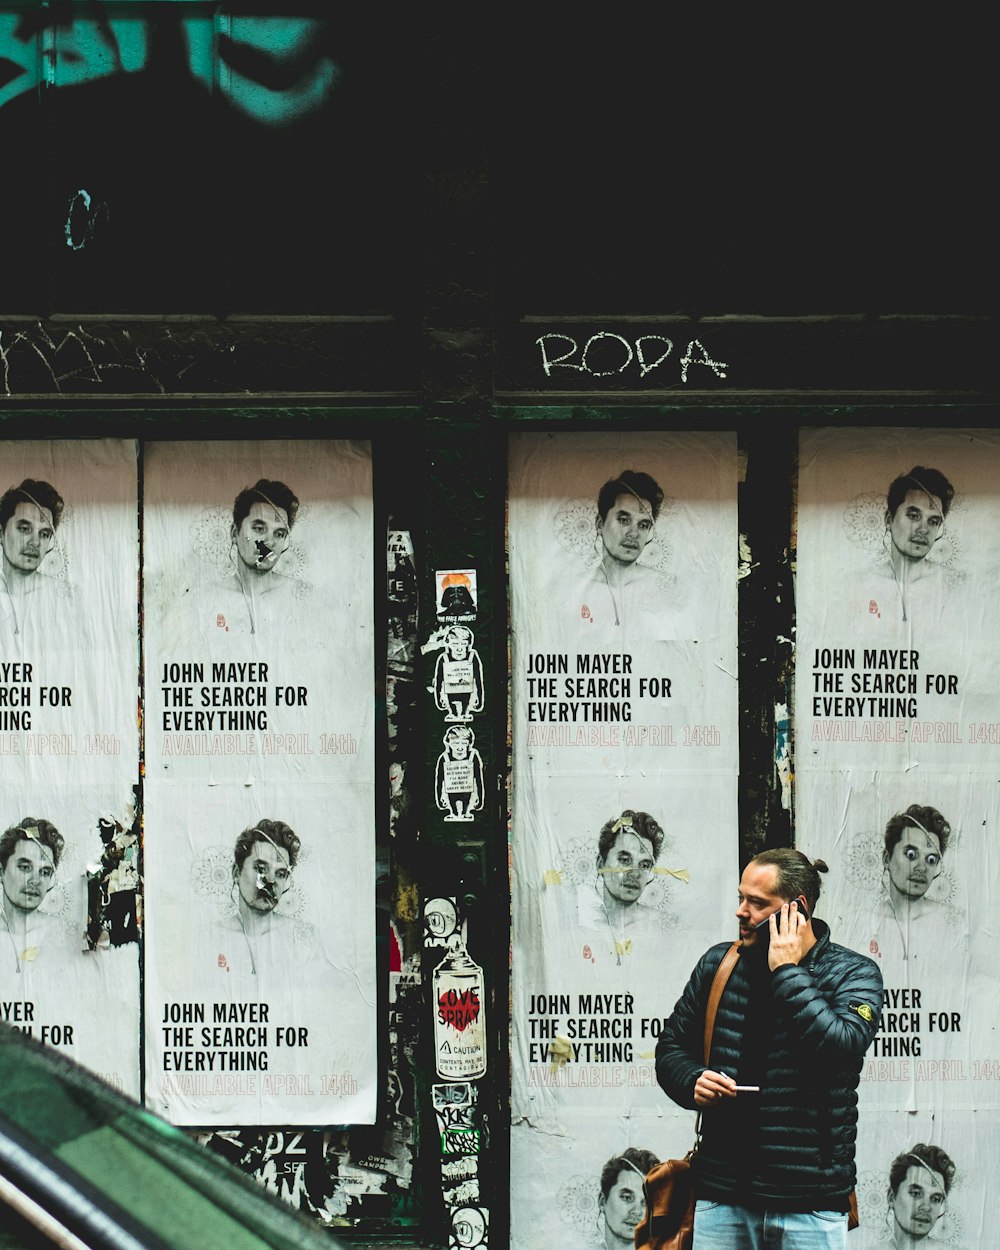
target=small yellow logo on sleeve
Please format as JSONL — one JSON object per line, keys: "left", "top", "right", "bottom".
{"left": 852, "top": 1003, "right": 874, "bottom": 1022}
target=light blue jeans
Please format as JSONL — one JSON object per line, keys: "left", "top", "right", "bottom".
{"left": 693, "top": 1199, "right": 848, "bottom": 1249}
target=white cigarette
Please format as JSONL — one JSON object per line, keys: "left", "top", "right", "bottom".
{"left": 734, "top": 1085, "right": 760, "bottom": 1092}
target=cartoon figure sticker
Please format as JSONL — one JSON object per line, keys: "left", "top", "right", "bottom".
{"left": 436, "top": 569, "right": 477, "bottom": 624}
{"left": 433, "top": 626, "right": 485, "bottom": 722}
{"left": 424, "top": 897, "right": 461, "bottom": 946}
{"left": 450, "top": 1205, "right": 489, "bottom": 1248}
{"left": 435, "top": 726, "right": 485, "bottom": 822}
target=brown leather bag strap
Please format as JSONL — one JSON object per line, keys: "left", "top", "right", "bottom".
{"left": 703, "top": 941, "right": 741, "bottom": 1065}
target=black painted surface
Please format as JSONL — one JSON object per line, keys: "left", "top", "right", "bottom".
{"left": 0, "top": 11, "right": 997, "bottom": 1247}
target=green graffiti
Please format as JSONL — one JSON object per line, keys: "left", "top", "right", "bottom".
{"left": 0, "top": 6, "right": 340, "bottom": 125}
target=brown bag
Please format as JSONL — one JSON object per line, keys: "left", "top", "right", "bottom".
{"left": 633, "top": 1153, "right": 696, "bottom": 1250}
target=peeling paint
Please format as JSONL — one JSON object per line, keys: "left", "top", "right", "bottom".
{"left": 774, "top": 702, "right": 792, "bottom": 810}
{"left": 396, "top": 880, "right": 420, "bottom": 923}
{"left": 85, "top": 814, "right": 139, "bottom": 948}
{"left": 738, "top": 531, "right": 758, "bottom": 580}
{"left": 200, "top": 1129, "right": 337, "bottom": 1221}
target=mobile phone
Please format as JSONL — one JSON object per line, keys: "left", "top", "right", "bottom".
{"left": 754, "top": 896, "right": 810, "bottom": 933}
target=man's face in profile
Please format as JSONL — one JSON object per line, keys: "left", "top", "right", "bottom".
{"left": 1, "top": 839, "right": 55, "bottom": 913}
{"left": 889, "top": 1163, "right": 946, "bottom": 1240}
{"left": 600, "top": 830, "right": 655, "bottom": 906}
{"left": 735, "top": 861, "right": 786, "bottom": 947}
{"left": 887, "top": 827, "right": 943, "bottom": 900}
{"left": 234, "top": 502, "right": 290, "bottom": 573}
{"left": 601, "top": 1168, "right": 646, "bottom": 1244}
{"left": 1, "top": 502, "right": 55, "bottom": 574}
{"left": 887, "top": 489, "right": 944, "bottom": 562}
{"left": 598, "top": 493, "right": 655, "bottom": 566}
{"left": 236, "top": 839, "right": 292, "bottom": 913}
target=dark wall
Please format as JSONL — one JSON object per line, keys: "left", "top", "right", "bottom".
{"left": 1, "top": 10, "right": 996, "bottom": 1246}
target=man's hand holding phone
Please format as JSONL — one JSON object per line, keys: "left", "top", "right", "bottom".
{"left": 766, "top": 899, "right": 812, "bottom": 971}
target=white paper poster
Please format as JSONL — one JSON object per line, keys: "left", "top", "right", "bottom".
{"left": 142, "top": 440, "right": 372, "bottom": 782}
{"left": 796, "top": 769, "right": 997, "bottom": 1112}
{"left": 141, "top": 441, "right": 376, "bottom": 1124}
{"left": 795, "top": 428, "right": 1000, "bottom": 770}
{"left": 852, "top": 1110, "right": 990, "bottom": 1249}
{"left": 0, "top": 783, "right": 139, "bottom": 1095}
{"left": 795, "top": 426, "right": 1000, "bottom": 1244}
{"left": 0, "top": 440, "right": 140, "bottom": 1094}
{"left": 0, "top": 439, "right": 139, "bottom": 782}
{"left": 143, "top": 779, "right": 376, "bottom": 1126}
{"left": 508, "top": 431, "right": 739, "bottom": 1247}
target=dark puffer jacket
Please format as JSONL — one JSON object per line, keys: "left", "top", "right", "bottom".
{"left": 655, "top": 920, "right": 882, "bottom": 1211}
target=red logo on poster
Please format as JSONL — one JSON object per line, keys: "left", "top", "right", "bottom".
{"left": 437, "top": 987, "right": 481, "bottom": 1031}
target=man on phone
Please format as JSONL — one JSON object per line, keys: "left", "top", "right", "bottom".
{"left": 656, "top": 848, "right": 883, "bottom": 1248}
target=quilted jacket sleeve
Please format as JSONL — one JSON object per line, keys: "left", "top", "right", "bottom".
{"left": 770, "top": 944, "right": 883, "bottom": 1065}
{"left": 654, "top": 945, "right": 727, "bottom": 1110}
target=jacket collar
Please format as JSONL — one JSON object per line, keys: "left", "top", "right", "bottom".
{"left": 801, "top": 916, "right": 831, "bottom": 966}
